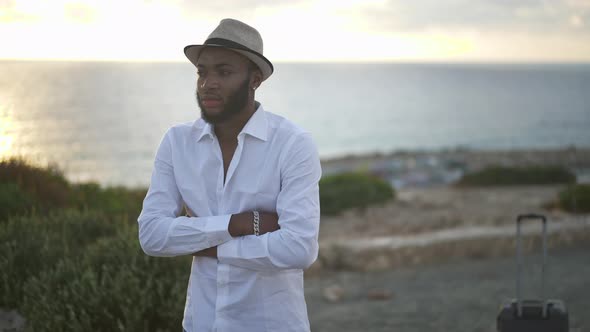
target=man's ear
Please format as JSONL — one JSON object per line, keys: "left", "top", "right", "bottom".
{"left": 250, "top": 68, "right": 263, "bottom": 90}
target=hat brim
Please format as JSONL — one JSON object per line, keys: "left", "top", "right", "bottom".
{"left": 184, "top": 44, "right": 273, "bottom": 82}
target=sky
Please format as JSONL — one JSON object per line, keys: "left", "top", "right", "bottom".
{"left": 1, "top": 0, "right": 590, "bottom": 62}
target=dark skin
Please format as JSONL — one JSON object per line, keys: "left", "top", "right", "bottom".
{"left": 192, "top": 47, "right": 280, "bottom": 257}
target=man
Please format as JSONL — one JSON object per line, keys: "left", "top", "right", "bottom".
{"left": 137, "top": 18, "right": 322, "bottom": 332}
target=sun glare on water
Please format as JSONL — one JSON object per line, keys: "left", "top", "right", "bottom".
{"left": 0, "top": 105, "right": 15, "bottom": 158}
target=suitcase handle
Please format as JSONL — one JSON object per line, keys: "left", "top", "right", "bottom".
{"left": 516, "top": 213, "right": 547, "bottom": 318}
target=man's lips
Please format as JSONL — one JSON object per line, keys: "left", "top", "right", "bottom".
{"left": 201, "top": 98, "right": 222, "bottom": 108}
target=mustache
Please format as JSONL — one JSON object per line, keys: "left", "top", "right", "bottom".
{"left": 196, "top": 91, "right": 221, "bottom": 99}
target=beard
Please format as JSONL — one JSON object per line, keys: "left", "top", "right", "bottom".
{"left": 196, "top": 76, "right": 250, "bottom": 124}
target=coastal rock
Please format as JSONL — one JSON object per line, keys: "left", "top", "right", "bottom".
{"left": 322, "top": 285, "right": 345, "bottom": 303}
{"left": 0, "top": 310, "right": 25, "bottom": 332}
{"left": 367, "top": 289, "right": 393, "bottom": 301}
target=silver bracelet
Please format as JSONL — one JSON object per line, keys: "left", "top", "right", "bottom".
{"left": 253, "top": 211, "right": 260, "bottom": 236}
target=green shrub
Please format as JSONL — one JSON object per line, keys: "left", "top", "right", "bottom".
{"left": 71, "top": 183, "right": 146, "bottom": 220}
{"left": 70, "top": 182, "right": 102, "bottom": 208}
{"left": 558, "top": 184, "right": 590, "bottom": 213}
{"left": 0, "top": 210, "right": 120, "bottom": 309}
{"left": 22, "top": 229, "right": 191, "bottom": 332}
{"left": 320, "top": 172, "right": 395, "bottom": 215}
{"left": 0, "top": 157, "right": 71, "bottom": 211}
{"left": 0, "top": 182, "right": 35, "bottom": 221}
{"left": 0, "top": 158, "right": 147, "bottom": 221}
{"left": 456, "top": 165, "right": 576, "bottom": 187}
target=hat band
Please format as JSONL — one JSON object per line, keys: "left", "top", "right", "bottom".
{"left": 205, "top": 38, "right": 256, "bottom": 53}
{"left": 203, "top": 38, "right": 273, "bottom": 72}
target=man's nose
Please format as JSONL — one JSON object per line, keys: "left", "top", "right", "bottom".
{"left": 200, "top": 77, "right": 219, "bottom": 89}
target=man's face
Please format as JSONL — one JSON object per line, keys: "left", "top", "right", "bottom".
{"left": 195, "top": 47, "right": 254, "bottom": 124}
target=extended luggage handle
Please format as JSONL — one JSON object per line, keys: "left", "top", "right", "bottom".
{"left": 516, "top": 213, "right": 547, "bottom": 318}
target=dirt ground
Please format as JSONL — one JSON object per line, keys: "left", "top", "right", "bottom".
{"left": 305, "top": 245, "right": 590, "bottom": 332}
{"left": 306, "top": 184, "right": 590, "bottom": 331}
{"left": 311, "top": 185, "right": 590, "bottom": 271}
{"left": 319, "top": 185, "right": 576, "bottom": 240}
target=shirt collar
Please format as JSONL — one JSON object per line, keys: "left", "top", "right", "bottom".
{"left": 194, "top": 103, "right": 268, "bottom": 142}
{"left": 195, "top": 120, "right": 215, "bottom": 142}
{"left": 239, "top": 103, "right": 268, "bottom": 141}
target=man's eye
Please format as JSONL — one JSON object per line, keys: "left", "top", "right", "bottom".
{"left": 220, "top": 71, "right": 231, "bottom": 76}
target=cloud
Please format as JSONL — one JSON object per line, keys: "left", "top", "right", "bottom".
{"left": 0, "top": 0, "right": 38, "bottom": 23}
{"left": 565, "top": 0, "right": 590, "bottom": 8}
{"left": 64, "top": 2, "right": 97, "bottom": 23}
{"left": 0, "top": 0, "right": 14, "bottom": 9}
{"left": 1, "top": 0, "right": 589, "bottom": 61}
{"left": 176, "top": 0, "right": 307, "bottom": 20}
{"left": 339, "top": 0, "right": 590, "bottom": 34}
{"left": 179, "top": 0, "right": 289, "bottom": 11}
{"left": 0, "top": 0, "right": 98, "bottom": 24}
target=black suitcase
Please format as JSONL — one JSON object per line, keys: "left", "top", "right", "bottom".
{"left": 496, "top": 213, "right": 569, "bottom": 332}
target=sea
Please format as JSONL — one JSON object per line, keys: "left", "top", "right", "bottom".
{"left": 1, "top": 61, "right": 589, "bottom": 187}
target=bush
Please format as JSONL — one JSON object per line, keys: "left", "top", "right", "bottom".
{"left": 71, "top": 183, "right": 146, "bottom": 221}
{"left": 320, "top": 172, "right": 395, "bottom": 215}
{"left": 0, "top": 182, "right": 35, "bottom": 221}
{"left": 22, "top": 229, "right": 191, "bottom": 332}
{"left": 456, "top": 165, "right": 576, "bottom": 187}
{"left": 0, "top": 157, "right": 71, "bottom": 212}
{"left": 0, "top": 158, "right": 147, "bottom": 222}
{"left": 0, "top": 210, "right": 120, "bottom": 309}
{"left": 558, "top": 184, "right": 590, "bottom": 213}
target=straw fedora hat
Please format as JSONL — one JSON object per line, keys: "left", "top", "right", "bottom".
{"left": 184, "top": 18, "right": 274, "bottom": 81}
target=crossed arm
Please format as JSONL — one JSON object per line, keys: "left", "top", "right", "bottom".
{"left": 137, "top": 130, "right": 321, "bottom": 271}
{"left": 191, "top": 211, "right": 280, "bottom": 258}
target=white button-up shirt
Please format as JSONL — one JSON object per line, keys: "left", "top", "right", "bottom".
{"left": 137, "top": 105, "right": 321, "bottom": 332}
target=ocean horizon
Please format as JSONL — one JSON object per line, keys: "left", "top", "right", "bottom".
{"left": 1, "top": 60, "right": 589, "bottom": 186}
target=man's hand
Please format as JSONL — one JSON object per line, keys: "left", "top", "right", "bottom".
{"left": 228, "top": 211, "right": 280, "bottom": 237}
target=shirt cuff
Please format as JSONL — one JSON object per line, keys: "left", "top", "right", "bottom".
{"left": 217, "top": 237, "right": 238, "bottom": 261}
{"left": 203, "top": 215, "right": 232, "bottom": 248}
{"left": 217, "top": 233, "right": 270, "bottom": 262}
